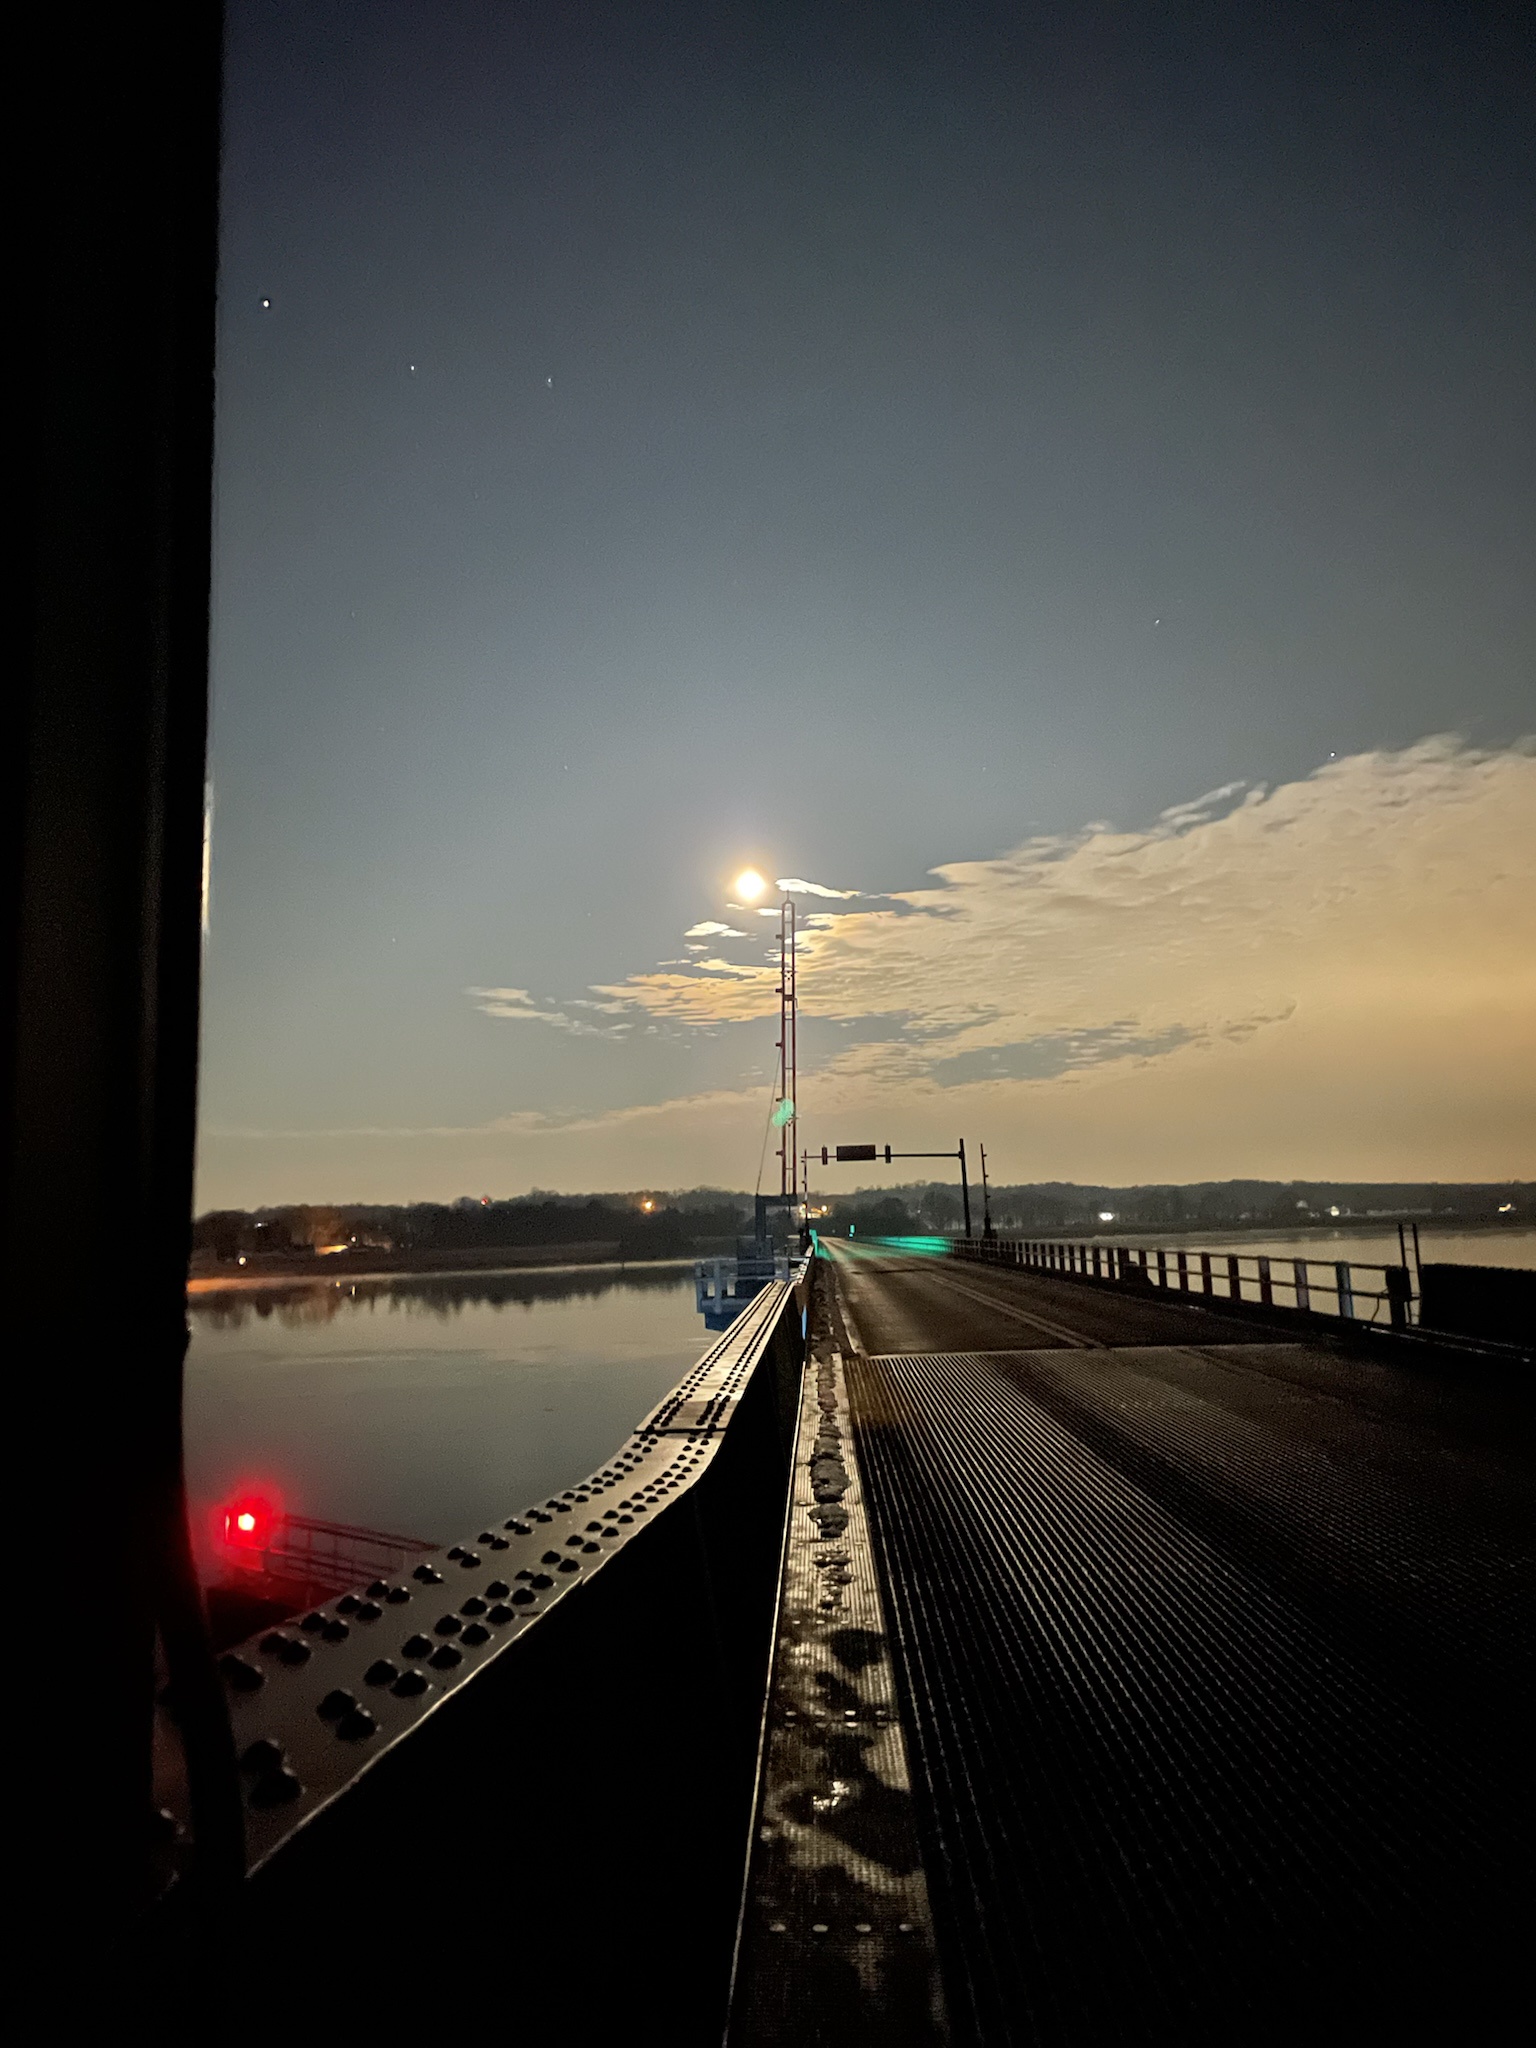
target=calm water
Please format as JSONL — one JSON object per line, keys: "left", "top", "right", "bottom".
{"left": 185, "top": 1262, "right": 707, "bottom": 1576}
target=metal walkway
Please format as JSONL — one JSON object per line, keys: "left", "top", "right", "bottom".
{"left": 825, "top": 1245, "right": 1531, "bottom": 2043}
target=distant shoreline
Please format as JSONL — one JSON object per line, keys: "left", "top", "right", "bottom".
{"left": 185, "top": 1240, "right": 729, "bottom": 1294}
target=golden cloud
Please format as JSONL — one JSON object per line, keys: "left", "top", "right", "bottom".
{"left": 215, "top": 737, "right": 1531, "bottom": 1202}
{"left": 610, "top": 739, "right": 1536, "bottom": 1077}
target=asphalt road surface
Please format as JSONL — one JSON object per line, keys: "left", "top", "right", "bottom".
{"left": 826, "top": 1243, "right": 1532, "bottom": 2045}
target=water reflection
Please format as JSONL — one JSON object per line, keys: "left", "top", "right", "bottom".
{"left": 185, "top": 1260, "right": 707, "bottom": 1563}
{"left": 189, "top": 1259, "right": 696, "bottom": 1329}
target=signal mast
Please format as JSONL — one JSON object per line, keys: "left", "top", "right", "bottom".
{"left": 775, "top": 897, "right": 798, "bottom": 1209}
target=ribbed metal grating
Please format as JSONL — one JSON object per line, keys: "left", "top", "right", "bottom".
{"left": 846, "top": 1342, "right": 1529, "bottom": 2043}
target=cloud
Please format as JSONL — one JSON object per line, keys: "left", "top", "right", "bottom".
{"left": 401, "top": 737, "right": 1535, "bottom": 1195}
{"left": 468, "top": 987, "right": 627, "bottom": 1038}
{"left": 928, "top": 1024, "right": 1198, "bottom": 1087}
{"left": 205, "top": 734, "right": 1536, "bottom": 1203}
{"left": 582, "top": 738, "right": 1536, "bottom": 1166}
{"left": 469, "top": 987, "right": 560, "bottom": 1021}
{"left": 684, "top": 920, "right": 748, "bottom": 939}
{"left": 777, "top": 877, "right": 858, "bottom": 899}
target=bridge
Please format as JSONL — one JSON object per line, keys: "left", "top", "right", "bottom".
{"left": 135, "top": 1230, "right": 1531, "bottom": 2040}
{"left": 17, "top": 38, "right": 1532, "bottom": 2035}
{"left": 735, "top": 1239, "right": 1530, "bottom": 2039}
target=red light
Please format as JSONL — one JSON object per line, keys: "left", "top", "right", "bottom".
{"left": 220, "top": 1491, "right": 278, "bottom": 1551}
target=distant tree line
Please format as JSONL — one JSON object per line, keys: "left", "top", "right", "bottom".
{"left": 816, "top": 1179, "right": 1529, "bottom": 1237}
{"left": 192, "top": 1179, "right": 1528, "bottom": 1268}
{"left": 191, "top": 1192, "right": 752, "bottom": 1266}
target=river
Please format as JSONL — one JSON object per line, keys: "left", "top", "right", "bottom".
{"left": 185, "top": 1260, "right": 707, "bottom": 1576}
{"left": 186, "top": 1228, "right": 1531, "bottom": 1582}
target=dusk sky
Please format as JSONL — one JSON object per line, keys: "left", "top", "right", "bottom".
{"left": 198, "top": 0, "right": 1534, "bottom": 1209}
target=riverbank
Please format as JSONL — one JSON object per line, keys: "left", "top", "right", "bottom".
{"left": 188, "top": 1237, "right": 738, "bottom": 1292}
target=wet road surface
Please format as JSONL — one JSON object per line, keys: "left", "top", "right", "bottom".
{"left": 825, "top": 1244, "right": 1532, "bottom": 2044}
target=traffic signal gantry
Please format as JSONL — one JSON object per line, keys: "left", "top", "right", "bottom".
{"left": 811, "top": 1139, "right": 974, "bottom": 1241}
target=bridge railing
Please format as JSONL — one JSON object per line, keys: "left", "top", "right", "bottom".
{"left": 218, "top": 1513, "right": 437, "bottom": 1601}
{"left": 954, "top": 1235, "right": 1416, "bottom": 1329}
{"left": 153, "top": 1256, "right": 816, "bottom": 2037}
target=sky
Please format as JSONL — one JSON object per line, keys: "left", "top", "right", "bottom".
{"left": 197, "top": 0, "right": 1535, "bottom": 1209}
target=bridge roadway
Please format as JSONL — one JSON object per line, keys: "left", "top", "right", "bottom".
{"left": 821, "top": 1241, "right": 1530, "bottom": 2043}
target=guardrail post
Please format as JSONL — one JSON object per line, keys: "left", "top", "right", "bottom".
{"left": 1336, "top": 1261, "right": 1354, "bottom": 1319}
{"left": 1385, "top": 1265, "right": 1412, "bottom": 1329}
{"left": 1156, "top": 1249, "right": 1168, "bottom": 1289}
{"left": 1294, "top": 1259, "right": 1310, "bottom": 1313}
{"left": 1200, "top": 1251, "right": 1212, "bottom": 1294}
{"left": 1176, "top": 1250, "right": 1188, "bottom": 1292}
{"left": 1258, "top": 1256, "right": 1273, "bottom": 1306}
{"left": 1227, "top": 1253, "right": 1241, "bottom": 1302}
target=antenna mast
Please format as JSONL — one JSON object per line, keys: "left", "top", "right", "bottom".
{"left": 777, "top": 898, "right": 798, "bottom": 1203}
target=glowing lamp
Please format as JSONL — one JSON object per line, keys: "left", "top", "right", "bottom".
{"left": 221, "top": 1492, "right": 278, "bottom": 1552}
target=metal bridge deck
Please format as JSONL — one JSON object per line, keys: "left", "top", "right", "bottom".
{"left": 826, "top": 1245, "right": 1531, "bottom": 2043}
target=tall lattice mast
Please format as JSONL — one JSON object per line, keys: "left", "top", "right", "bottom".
{"left": 777, "top": 898, "right": 797, "bottom": 1203}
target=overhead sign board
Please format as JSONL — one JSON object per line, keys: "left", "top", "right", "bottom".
{"left": 835, "top": 1144, "right": 879, "bottom": 1161}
